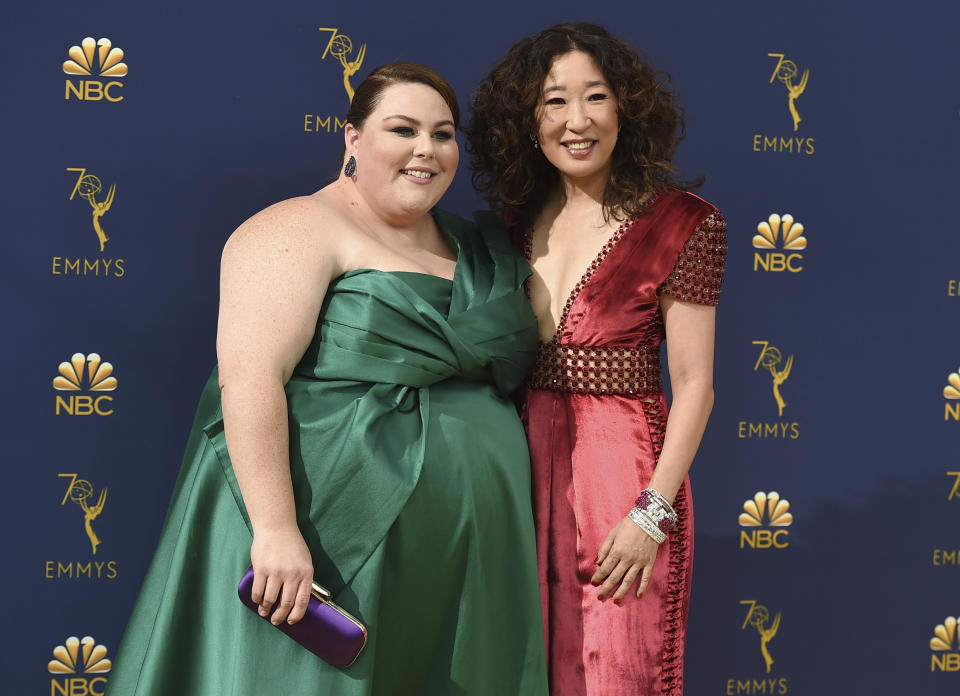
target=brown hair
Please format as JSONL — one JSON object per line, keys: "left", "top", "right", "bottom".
{"left": 347, "top": 61, "right": 461, "bottom": 131}
{"left": 465, "top": 23, "right": 699, "bottom": 224}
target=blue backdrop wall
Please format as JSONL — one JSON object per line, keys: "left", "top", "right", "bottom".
{"left": 4, "top": 1, "right": 958, "bottom": 693}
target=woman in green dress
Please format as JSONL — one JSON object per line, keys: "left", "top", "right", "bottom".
{"left": 106, "top": 62, "right": 548, "bottom": 695}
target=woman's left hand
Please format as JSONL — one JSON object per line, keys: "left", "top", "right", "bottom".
{"left": 591, "top": 517, "right": 660, "bottom": 602}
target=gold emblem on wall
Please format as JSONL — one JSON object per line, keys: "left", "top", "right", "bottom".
{"left": 67, "top": 168, "right": 115, "bottom": 252}
{"left": 318, "top": 27, "right": 366, "bottom": 103}
{"left": 53, "top": 353, "right": 117, "bottom": 416}
{"left": 304, "top": 26, "right": 368, "bottom": 133}
{"left": 945, "top": 368, "right": 960, "bottom": 421}
{"left": 740, "top": 492, "right": 793, "bottom": 527}
{"left": 54, "top": 353, "right": 117, "bottom": 392}
{"left": 931, "top": 617, "right": 960, "bottom": 672}
{"left": 739, "top": 491, "right": 793, "bottom": 549}
{"left": 752, "top": 341, "right": 793, "bottom": 416}
{"left": 63, "top": 38, "right": 127, "bottom": 77}
{"left": 768, "top": 54, "right": 808, "bottom": 132}
{"left": 753, "top": 53, "right": 814, "bottom": 155}
{"left": 48, "top": 636, "right": 112, "bottom": 674}
{"left": 59, "top": 474, "right": 107, "bottom": 555}
{"left": 48, "top": 636, "right": 111, "bottom": 695}
{"left": 753, "top": 214, "right": 807, "bottom": 273}
{"left": 753, "top": 215, "right": 806, "bottom": 251}
{"left": 741, "top": 600, "right": 781, "bottom": 674}
{"left": 63, "top": 37, "right": 127, "bottom": 102}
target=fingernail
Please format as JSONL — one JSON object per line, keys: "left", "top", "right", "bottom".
{"left": 614, "top": 598, "right": 622, "bottom": 605}
{"left": 597, "top": 593, "right": 604, "bottom": 600}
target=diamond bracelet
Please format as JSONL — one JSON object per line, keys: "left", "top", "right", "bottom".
{"left": 634, "top": 488, "right": 678, "bottom": 534}
{"left": 627, "top": 506, "right": 667, "bottom": 544}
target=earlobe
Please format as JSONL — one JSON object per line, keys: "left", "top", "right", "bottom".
{"left": 343, "top": 123, "right": 361, "bottom": 152}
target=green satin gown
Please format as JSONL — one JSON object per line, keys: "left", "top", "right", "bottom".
{"left": 107, "top": 210, "right": 548, "bottom": 695}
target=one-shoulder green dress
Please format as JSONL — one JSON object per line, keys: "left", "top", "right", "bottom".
{"left": 107, "top": 211, "right": 548, "bottom": 695}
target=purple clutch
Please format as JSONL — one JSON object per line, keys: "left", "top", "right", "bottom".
{"left": 237, "top": 566, "right": 367, "bottom": 668}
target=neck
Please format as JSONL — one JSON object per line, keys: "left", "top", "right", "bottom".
{"left": 558, "top": 167, "right": 610, "bottom": 214}
{"left": 333, "top": 178, "right": 434, "bottom": 236}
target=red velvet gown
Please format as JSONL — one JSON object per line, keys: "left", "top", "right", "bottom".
{"left": 518, "top": 190, "right": 727, "bottom": 695}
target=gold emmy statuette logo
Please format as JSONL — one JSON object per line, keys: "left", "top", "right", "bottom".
{"left": 752, "top": 341, "right": 793, "bottom": 417}
{"left": 741, "top": 600, "right": 781, "bottom": 674}
{"left": 48, "top": 636, "right": 112, "bottom": 674}
{"left": 53, "top": 352, "right": 117, "bottom": 416}
{"left": 948, "top": 472, "right": 960, "bottom": 501}
{"left": 739, "top": 491, "right": 793, "bottom": 549}
{"left": 59, "top": 473, "right": 106, "bottom": 555}
{"left": 67, "top": 168, "right": 115, "bottom": 252}
{"left": 930, "top": 616, "right": 960, "bottom": 672}
{"left": 945, "top": 368, "right": 960, "bottom": 421}
{"left": 768, "top": 53, "right": 808, "bottom": 132}
{"left": 63, "top": 37, "right": 127, "bottom": 102}
{"left": 318, "top": 27, "right": 366, "bottom": 103}
{"left": 753, "top": 214, "right": 806, "bottom": 273}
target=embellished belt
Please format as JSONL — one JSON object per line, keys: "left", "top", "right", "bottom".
{"left": 528, "top": 342, "right": 662, "bottom": 395}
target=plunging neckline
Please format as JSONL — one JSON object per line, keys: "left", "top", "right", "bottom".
{"left": 522, "top": 217, "right": 635, "bottom": 345}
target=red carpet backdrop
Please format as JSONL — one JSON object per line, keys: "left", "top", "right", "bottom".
{"left": 3, "top": 1, "right": 958, "bottom": 693}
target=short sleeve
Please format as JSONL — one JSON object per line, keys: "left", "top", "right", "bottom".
{"left": 658, "top": 210, "right": 727, "bottom": 305}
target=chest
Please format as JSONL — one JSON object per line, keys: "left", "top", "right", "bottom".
{"left": 525, "top": 219, "right": 627, "bottom": 341}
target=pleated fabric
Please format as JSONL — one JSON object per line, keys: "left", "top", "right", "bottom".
{"left": 107, "top": 210, "right": 549, "bottom": 696}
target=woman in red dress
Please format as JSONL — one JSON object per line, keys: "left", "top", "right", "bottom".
{"left": 467, "top": 23, "right": 726, "bottom": 695}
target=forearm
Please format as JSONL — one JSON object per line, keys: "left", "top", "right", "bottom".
{"left": 220, "top": 375, "right": 298, "bottom": 534}
{"left": 647, "top": 380, "right": 714, "bottom": 504}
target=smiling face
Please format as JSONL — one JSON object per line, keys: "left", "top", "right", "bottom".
{"left": 536, "top": 50, "right": 618, "bottom": 191}
{"left": 345, "top": 82, "right": 459, "bottom": 224}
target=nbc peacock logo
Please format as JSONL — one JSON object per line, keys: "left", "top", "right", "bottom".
{"left": 930, "top": 616, "right": 959, "bottom": 672}
{"left": 944, "top": 368, "right": 960, "bottom": 422}
{"left": 48, "top": 636, "right": 111, "bottom": 694}
{"left": 752, "top": 214, "right": 806, "bottom": 273}
{"left": 739, "top": 491, "right": 793, "bottom": 549}
{"left": 53, "top": 353, "right": 117, "bottom": 417}
{"left": 63, "top": 37, "right": 127, "bottom": 102}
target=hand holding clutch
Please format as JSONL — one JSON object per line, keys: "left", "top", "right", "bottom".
{"left": 237, "top": 566, "right": 368, "bottom": 668}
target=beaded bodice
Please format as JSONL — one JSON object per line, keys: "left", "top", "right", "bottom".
{"left": 519, "top": 190, "right": 727, "bottom": 396}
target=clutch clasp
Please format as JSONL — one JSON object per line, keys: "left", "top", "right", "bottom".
{"left": 311, "top": 582, "right": 334, "bottom": 602}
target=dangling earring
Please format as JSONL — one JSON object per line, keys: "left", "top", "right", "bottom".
{"left": 530, "top": 134, "right": 539, "bottom": 150}
{"left": 344, "top": 155, "right": 357, "bottom": 177}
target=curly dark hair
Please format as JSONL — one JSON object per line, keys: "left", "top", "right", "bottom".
{"left": 465, "top": 23, "right": 699, "bottom": 224}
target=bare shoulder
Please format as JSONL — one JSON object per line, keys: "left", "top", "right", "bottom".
{"left": 222, "top": 193, "right": 343, "bottom": 269}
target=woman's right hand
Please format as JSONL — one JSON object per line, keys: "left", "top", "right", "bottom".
{"left": 249, "top": 526, "right": 314, "bottom": 626}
